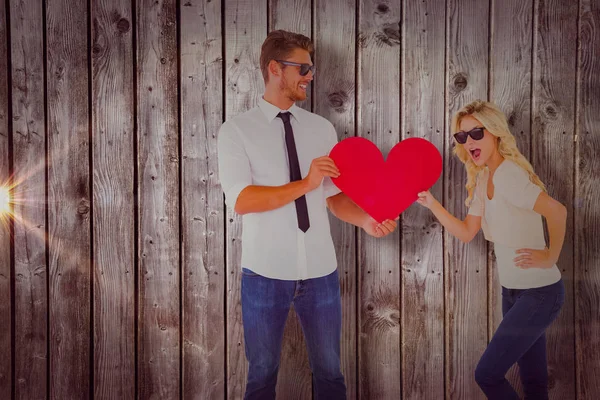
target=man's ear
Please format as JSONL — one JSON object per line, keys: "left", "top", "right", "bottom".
{"left": 268, "top": 59, "right": 281, "bottom": 79}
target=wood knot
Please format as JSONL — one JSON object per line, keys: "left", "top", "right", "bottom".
{"left": 117, "top": 18, "right": 130, "bottom": 34}
{"left": 543, "top": 104, "right": 558, "bottom": 120}
{"left": 376, "top": 24, "right": 401, "bottom": 46}
{"left": 358, "top": 33, "right": 367, "bottom": 49}
{"left": 363, "top": 290, "right": 400, "bottom": 332}
{"left": 77, "top": 199, "right": 90, "bottom": 215}
{"left": 376, "top": 4, "right": 390, "bottom": 13}
{"left": 453, "top": 73, "right": 468, "bottom": 91}
{"left": 327, "top": 91, "right": 349, "bottom": 113}
{"left": 507, "top": 112, "right": 516, "bottom": 127}
{"left": 54, "top": 65, "right": 64, "bottom": 80}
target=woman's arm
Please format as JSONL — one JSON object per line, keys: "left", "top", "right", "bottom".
{"left": 514, "top": 192, "right": 567, "bottom": 268}
{"left": 417, "top": 191, "right": 481, "bottom": 243}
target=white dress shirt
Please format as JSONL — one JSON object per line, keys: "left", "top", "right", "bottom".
{"left": 468, "top": 160, "right": 561, "bottom": 289}
{"left": 217, "top": 98, "right": 341, "bottom": 280}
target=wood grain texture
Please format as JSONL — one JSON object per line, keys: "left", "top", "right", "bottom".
{"left": 136, "top": 0, "right": 180, "bottom": 398}
{"left": 0, "top": 3, "right": 599, "bottom": 398}
{"left": 445, "top": 0, "right": 490, "bottom": 398}
{"left": 91, "top": 0, "right": 135, "bottom": 398}
{"left": 575, "top": 1, "right": 600, "bottom": 399}
{"left": 532, "top": 1, "right": 578, "bottom": 398}
{"left": 225, "top": 1, "right": 266, "bottom": 399}
{"left": 401, "top": 0, "right": 446, "bottom": 398}
{"left": 46, "top": 0, "right": 91, "bottom": 398}
{"left": 9, "top": 0, "right": 48, "bottom": 398}
{"left": 270, "top": 0, "right": 312, "bottom": 398}
{"left": 180, "top": 0, "right": 225, "bottom": 399}
{"left": 357, "top": 1, "right": 401, "bottom": 399}
{"left": 314, "top": 0, "right": 357, "bottom": 398}
{"left": 270, "top": 0, "right": 312, "bottom": 113}
{"left": 0, "top": 1, "right": 11, "bottom": 398}
{"left": 488, "top": 0, "right": 534, "bottom": 395}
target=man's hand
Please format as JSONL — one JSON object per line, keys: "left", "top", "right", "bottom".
{"left": 361, "top": 216, "right": 397, "bottom": 238}
{"left": 303, "top": 156, "right": 340, "bottom": 191}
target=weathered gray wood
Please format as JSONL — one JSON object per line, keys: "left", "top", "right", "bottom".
{"left": 46, "top": 0, "right": 91, "bottom": 398}
{"left": 0, "top": 2, "right": 11, "bottom": 398}
{"left": 225, "top": 1, "right": 266, "bottom": 399}
{"left": 401, "top": 0, "right": 446, "bottom": 398}
{"left": 575, "top": 1, "right": 600, "bottom": 399}
{"left": 488, "top": 0, "right": 534, "bottom": 395}
{"left": 269, "top": 1, "right": 312, "bottom": 398}
{"left": 136, "top": 0, "right": 180, "bottom": 398}
{"left": 313, "top": 1, "right": 357, "bottom": 399}
{"left": 445, "top": 0, "right": 490, "bottom": 398}
{"left": 532, "top": 1, "right": 578, "bottom": 398}
{"left": 9, "top": 0, "right": 48, "bottom": 398}
{"left": 357, "top": 1, "right": 401, "bottom": 399}
{"left": 270, "top": 0, "right": 312, "bottom": 113}
{"left": 3, "top": 3, "right": 600, "bottom": 398}
{"left": 180, "top": 0, "right": 225, "bottom": 399}
{"left": 91, "top": 0, "right": 135, "bottom": 398}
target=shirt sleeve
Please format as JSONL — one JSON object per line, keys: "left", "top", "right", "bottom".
{"left": 494, "top": 161, "right": 542, "bottom": 210}
{"left": 217, "top": 121, "right": 253, "bottom": 209}
{"left": 323, "top": 122, "right": 342, "bottom": 198}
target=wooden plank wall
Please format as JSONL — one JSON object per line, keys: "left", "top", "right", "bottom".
{"left": 10, "top": 0, "right": 47, "bottom": 398}
{"left": 0, "top": 2, "right": 10, "bottom": 398}
{"left": 489, "top": 0, "right": 535, "bottom": 393}
{"left": 270, "top": 0, "right": 312, "bottom": 397}
{"left": 0, "top": 0, "right": 597, "bottom": 399}
{"left": 92, "top": 0, "right": 135, "bottom": 398}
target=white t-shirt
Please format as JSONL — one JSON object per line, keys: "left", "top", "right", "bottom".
{"left": 468, "top": 160, "right": 562, "bottom": 289}
{"left": 217, "top": 98, "right": 341, "bottom": 280}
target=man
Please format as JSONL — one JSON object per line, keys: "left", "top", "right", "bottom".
{"left": 217, "top": 30, "right": 396, "bottom": 400}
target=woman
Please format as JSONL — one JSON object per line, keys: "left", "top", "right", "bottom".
{"left": 417, "top": 100, "right": 566, "bottom": 399}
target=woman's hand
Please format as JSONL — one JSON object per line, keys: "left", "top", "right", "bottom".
{"left": 417, "top": 190, "right": 439, "bottom": 209}
{"left": 514, "top": 247, "right": 556, "bottom": 269}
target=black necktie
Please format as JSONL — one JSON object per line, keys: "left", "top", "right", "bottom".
{"left": 277, "top": 112, "right": 310, "bottom": 232}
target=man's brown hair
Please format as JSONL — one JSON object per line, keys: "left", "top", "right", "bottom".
{"left": 260, "top": 30, "right": 314, "bottom": 83}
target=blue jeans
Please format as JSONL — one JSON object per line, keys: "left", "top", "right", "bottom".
{"left": 475, "top": 279, "right": 565, "bottom": 399}
{"left": 241, "top": 268, "right": 346, "bottom": 400}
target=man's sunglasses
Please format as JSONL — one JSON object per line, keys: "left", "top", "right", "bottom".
{"left": 276, "top": 60, "right": 315, "bottom": 76}
{"left": 453, "top": 127, "right": 485, "bottom": 144}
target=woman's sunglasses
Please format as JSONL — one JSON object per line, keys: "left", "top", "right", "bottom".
{"left": 453, "top": 127, "right": 485, "bottom": 144}
{"left": 276, "top": 60, "right": 315, "bottom": 76}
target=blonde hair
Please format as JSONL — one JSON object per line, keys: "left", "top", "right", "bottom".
{"left": 451, "top": 100, "right": 546, "bottom": 207}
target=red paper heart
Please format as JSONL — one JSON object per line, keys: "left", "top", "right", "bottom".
{"left": 329, "top": 137, "right": 442, "bottom": 222}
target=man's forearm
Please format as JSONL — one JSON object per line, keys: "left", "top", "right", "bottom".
{"left": 326, "top": 193, "right": 369, "bottom": 227}
{"left": 234, "top": 180, "right": 310, "bottom": 215}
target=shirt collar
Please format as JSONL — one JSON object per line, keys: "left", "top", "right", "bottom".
{"left": 258, "top": 97, "right": 301, "bottom": 123}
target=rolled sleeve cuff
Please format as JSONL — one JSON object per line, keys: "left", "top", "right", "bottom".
{"left": 323, "top": 177, "right": 341, "bottom": 198}
{"left": 225, "top": 182, "right": 249, "bottom": 209}
{"left": 324, "top": 185, "right": 341, "bottom": 199}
